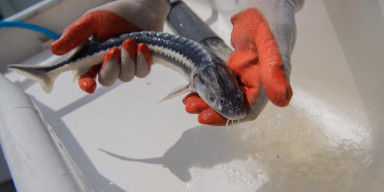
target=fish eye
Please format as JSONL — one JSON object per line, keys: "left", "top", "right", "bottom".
{"left": 220, "top": 98, "right": 225, "bottom": 105}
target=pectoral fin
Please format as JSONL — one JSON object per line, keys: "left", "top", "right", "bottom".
{"left": 161, "top": 84, "right": 192, "bottom": 102}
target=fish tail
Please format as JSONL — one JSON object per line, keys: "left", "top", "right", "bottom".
{"left": 7, "top": 64, "right": 59, "bottom": 93}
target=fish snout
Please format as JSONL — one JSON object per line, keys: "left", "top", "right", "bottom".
{"left": 226, "top": 108, "right": 247, "bottom": 120}
{"left": 220, "top": 101, "right": 247, "bottom": 120}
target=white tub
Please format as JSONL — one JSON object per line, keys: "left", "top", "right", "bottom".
{"left": 1, "top": 0, "right": 383, "bottom": 191}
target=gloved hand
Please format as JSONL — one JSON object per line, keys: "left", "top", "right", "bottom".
{"left": 183, "top": 0, "right": 304, "bottom": 125}
{"left": 51, "top": 0, "right": 170, "bottom": 93}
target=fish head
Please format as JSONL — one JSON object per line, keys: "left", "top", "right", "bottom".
{"left": 193, "top": 60, "right": 247, "bottom": 120}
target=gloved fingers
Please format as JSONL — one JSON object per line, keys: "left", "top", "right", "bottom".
{"left": 98, "top": 47, "right": 121, "bottom": 87}
{"left": 51, "top": 13, "right": 95, "bottom": 55}
{"left": 182, "top": 93, "right": 230, "bottom": 126}
{"left": 182, "top": 93, "right": 200, "bottom": 104}
{"left": 77, "top": 40, "right": 153, "bottom": 93}
{"left": 119, "top": 39, "right": 137, "bottom": 82}
{"left": 51, "top": 10, "right": 141, "bottom": 55}
{"left": 78, "top": 64, "right": 101, "bottom": 94}
{"left": 244, "top": 86, "right": 262, "bottom": 108}
{"left": 239, "top": 8, "right": 292, "bottom": 107}
{"left": 255, "top": 21, "right": 292, "bottom": 107}
{"left": 87, "top": 10, "right": 140, "bottom": 42}
{"left": 261, "top": 68, "right": 292, "bottom": 107}
{"left": 226, "top": 49, "right": 258, "bottom": 75}
{"left": 135, "top": 43, "right": 152, "bottom": 78}
{"left": 182, "top": 93, "right": 227, "bottom": 126}
{"left": 183, "top": 93, "right": 210, "bottom": 113}
{"left": 198, "top": 108, "right": 227, "bottom": 126}
{"left": 227, "top": 52, "right": 263, "bottom": 107}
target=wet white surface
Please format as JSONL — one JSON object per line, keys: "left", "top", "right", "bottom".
{"left": 3, "top": 0, "right": 384, "bottom": 191}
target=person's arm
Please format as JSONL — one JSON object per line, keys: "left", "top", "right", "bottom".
{"left": 50, "top": 0, "right": 170, "bottom": 93}
{"left": 183, "top": 0, "right": 304, "bottom": 125}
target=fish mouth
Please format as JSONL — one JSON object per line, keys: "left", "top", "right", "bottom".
{"left": 225, "top": 113, "right": 247, "bottom": 121}
{"left": 219, "top": 108, "right": 247, "bottom": 120}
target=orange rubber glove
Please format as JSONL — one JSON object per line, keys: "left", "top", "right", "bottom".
{"left": 50, "top": 0, "right": 170, "bottom": 93}
{"left": 183, "top": 0, "right": 304, "bottom": 126}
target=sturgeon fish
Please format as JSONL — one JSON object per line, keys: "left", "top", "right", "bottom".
{"left": 8, "top": 31, "right": 246, "bottom": 120}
